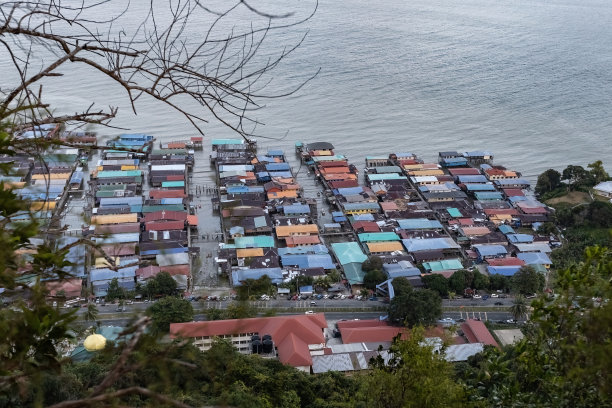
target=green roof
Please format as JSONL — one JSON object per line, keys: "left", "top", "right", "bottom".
{"left": 446, "top": 207, "right": 462, "bottom": 218}
{"left": 358, "top": 232, "right": 400, "bottom": 242}
{"left": 331, "top": 242, "right": 367, "bottom": 265}
{"left": 234, "top": 235, "right": 275, "bottom": 248}
{"left": 152, "top": 149, "right": 188, "bottom": 155}
{"left": 422, "top": 259, "right": 463, "bottom": 272}
{"left": 343, "top": 262, "right": 366, "bottom": 285}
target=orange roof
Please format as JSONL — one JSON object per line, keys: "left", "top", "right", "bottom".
{"left": 337, "top": 319, "right": 388, "bottom": 329}
{"left": 170, "top": 314, "right": 327, "bottom": 367}
{"left": 187, "top": 215, "right": 198, "bottom": 226}
{"left": 276, "top": 224, "right": 319, "bottom": 237}
{"left": 340, "top": 326, "right": 407, "bottom": 344}
{"left": 460, "top": 226, "right": 491, "bottom": 236}
{"left": 236, "top": 248, "right": 265, "bottom": 258}
{"left": 367, "top": 241, "right": 404, "bottom": 253}
{"left": 45, "top": 278, "right": 83, "bottom": 298}
{"left": 267, "top": 190, "right": 298, "bottom": 199}
{"left": 461, "top": 319, "right": 499, "bottom": 348}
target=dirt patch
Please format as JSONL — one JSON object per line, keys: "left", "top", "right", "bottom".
{"left": 545, "top": 191, "right": 591, "bottom": 206}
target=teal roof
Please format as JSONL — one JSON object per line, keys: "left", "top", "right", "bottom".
{"left": 161, "top": 181, "right": 185, "bottom": 188}
{"left": 331, "top": 242, "right": 367, "bottom": 265}
{"left": 367, "top": 173, "right": 407, "bottom": 181}
{"left": 343, "top": 262, "right": 366, "bottom": 285}
{"left": 422, "top": 259, "right": 464, "bottom": 272}
{"left": 358, "top": 232, "right": 400, "bottom": 242}
{"left": 311, "top": 155, "right": 346, "bottom": 162}
{"left": 398, "top": 218, "right": 443, "bottom": 230}
{"left": 446, "top": 207, "right": 462, "bottom": 218}
{"left": 234, "top": 235, "right": 275, "bottom": 248}
{"left": 372, "top": 165, "right": 402, "bottom": 174}
{"left": 96, "top": 170, "right": 142, "bottom": 178}
{"left": 212, "top": 138, "right": 244, "bottom": 145}
{"left": 365, "top": 156, "right": 388, "bottom": 160}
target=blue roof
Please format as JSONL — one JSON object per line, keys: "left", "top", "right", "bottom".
{"left": 90, "top": 267, "right": 137, "bottom": 282}
{"left": 383, "top": 261, "right": 421, "bottom": 278}
{"left": 493, "top": 178, "right": 531, "bottom": 186}
{"left": 343, "top": 202, "right": 380, "bottom": 211}
{"left": 234, "top": 235, "right": 275, "bottom": 248}
{"left": 474, "top": 191, "right": 504, "bottom": 200}
{"left": 140, "top": 247, "right": 188, "bottom": 256}
{"left": 397, "top": 218, "right": 443, "bottom": 230}
{"left": 299, "top": 285, "right": 314, "bottom": 293}
{"left": 464, "top": 151, "right": 493, "bottom": 157}
{"left": 277, "top": 245, "right": 329, "bottom": 256}
{"left": 367, "top": 173, "right": 407, "bottom": 181}
{"left": 160, "top": 198, "right": 184, "bottom": 205}
{"left": 120, "top": 133, "right": 153, "bottom": 141}
{"left": 267, "top": 149, "right": 284, "bottom": 156}
{"left": 253, "top": 216, "right": 267, "bottom": 228}
{"left": 212, "top": 138, "right": 244, "bottom": 145}
{"left": 231, "top": 268, "right": 283, "bottom": 286}
{"left": 487, "top": 265, "right": 522, "bottom": 276}
{"left": 268, "top": 171, "right": 293, "bottom": 178}
{"left": 280, "top": 254, "right": 335, "bottom": 269}
{"left": 331, "top": 242, "right": 367, "bottom": 265}
{"left": 265, "top": 163, "right": 290, "bottom": 171}
{"left": 457, "top": 175, "right": 488, "bottom": 183}
{"left": 402, "top": 238, "right": 460, "bottom": 252}
{"left": 336, "top": 187, "right": 364, "bottom": 196}
{"left": 517, "top": 252, "right": 552, "bottom": 265}
{"left": 473, "top": 244, "right": 508, "bottom": 257}
{"left": 507, "top": 234, "right": 534, "bottom": 244}
{"left": 498, "top": 225, "right": 516, "bottom": 234}
{"left": 229, "top": 226, "right": 245, "bottom": 235}
{"left": 464, "top": 183, "right": 497, "bottom": 191}
{"left": 283, "top": 204, "right": 311, "bottom": 214}
{"left": 333, "top": 214, "right": 348, "bottom": 222}
{"left": 70, "top": 171, "right": 84, "bottom": 184}
{"left": 256, "top": 155, "right": 276, "bottom": 163}
{"left": 441, "top": 157, "right": 468, "bottom": 166}
{"left": 351, "top": 214, "right": 375, "bottom": 221}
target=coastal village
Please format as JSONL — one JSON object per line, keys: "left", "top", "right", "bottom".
{"left": 3, "top": 129, "right": 601, "bottom": 375}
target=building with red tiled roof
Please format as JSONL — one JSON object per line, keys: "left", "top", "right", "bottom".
{"left": 461, "top": 319, "right": 499, "bottom": 348}
{"left": 170, "top": 314, "right": 327, "bottom": 371}
{"left": 337, "top": 319, "right": 407, "bottom": 344}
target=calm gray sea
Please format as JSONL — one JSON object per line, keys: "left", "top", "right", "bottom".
{"left": 3, "top": 0, "right": 612, "bottom": 177}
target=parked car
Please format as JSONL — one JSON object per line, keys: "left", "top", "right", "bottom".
{"left": 500, "top": 294, "right": 508, "bottom": 298}
{"left": 310, "top": 301, "right": 317, "bottom": 306}
{"left": 473, "top": 294, "right": 482, "bottom": 299}
{"left": 506, "top": 319, "right": 517, "bottom": 324}
{"left": 368, "top": 296, "right": 378, "bottom": 301}
{"left": 494, "top": 301, "right": 503, "bottom": 306}
{"left": 482, "top": 295, "right": 489, "bottom": 300}
{"left": 525, "top": 294, "right": 536, "bottom": 299}
{"left": 490, "top": 293, "right": 499, "bottom": 298}
{"left": 305, "top": 310, "right": 314, "bottom": 315}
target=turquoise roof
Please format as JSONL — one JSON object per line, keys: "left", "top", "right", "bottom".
{"left": 343, "top": 262, "right": 366, "bottom": 285}
{"left": 212, "top": 138, "right": 244, "bottom": 145}
{"left": 398, "top": 218, "right": 443, "bottom": 230}
{"left": 161, "top": 181, "right": 185, "bottom": 188}
{"left": 422, "top": 259, "right": 464, "bottom": 272}
{"left": 311, "top": 155, "right": 346, "bottom": 162}
{"left": 367, "top": 173, "right": 407, "bottom": 181}
{"left": 358, "top": 232, "right": 400, "bottom": 242}
{"left": 331, "top": 242, "right": 367, "bottom": 265}
{"left": 446, "top": 207, "right": 462, "bottom": 218}
{"left": 234, "top": 235, "right": 275, "bottom": 248}
{"left": 96, "top": 170, "right": 142, "bottom": 178}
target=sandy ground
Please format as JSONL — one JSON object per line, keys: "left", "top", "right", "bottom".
{"left": 494, "top": 329, "right": 524, "bottom": 346}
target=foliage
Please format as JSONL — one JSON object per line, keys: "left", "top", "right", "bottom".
{"left": 84, "top": 303, "right": 98, "bottom": 323}
{"left": 562, "top": 164, "right": 594, "bottom": 191}
{"left": 488, "top": 274, "right": 510, "bottom": 292}
{"left": 421, "top": 273, "right": 449, "bottom": 297}
{"left": 471, "top": 270, "right": 490, "bottom": 290}
{"left": 147, "top": 296, "right": 193, "bottom": 334}
{"left": 105, "top": 278, "right": 126, "bottom": 302}
{"left": 587, "top": 200, "right": 612, "bottom": 228}
{"left": 144, "top": 272, "right": 177, "bottom": 299}
{"left": 535, "top": 168, "right": 562, "bottom": 195}
{"left": 236, "top": 275, "right": 273, "bottom": 300}
{"left": 360, "top": 327, "right": 466, "bottom": 408}
{"left": 551, "top": 226, "right": 612, "bottom": 270}
{"left": 388, "top": 286, "right": 442, "bottom": 327}
{"left": 390, "top": 277, "right": 413, "bottom": 297}
{"left": 510, "top": 266, "right": 544, "bottom": 295}
{"left": 448, "top": 269, "right": 473, "bottom": 293}
{"left": 361, "top": 256, "right": 383, "bottom": 273}
{"left": 509, "top": 295, "right": 528, "bottom": 321}
{"left": 587, "top": 160, "right": 610, "bottom": 184}
{"left": 225, "top": 301, "right": 257, "bottom": 320}
{"left": 461, "top": 246, "right": 611, "bottom": 407}
{"left": 363, "top": 269, "right": 387, "bottom": 290}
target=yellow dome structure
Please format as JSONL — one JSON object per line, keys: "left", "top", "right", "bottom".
{"left": 83, "top": 333, "right": 106, "bottom": 351}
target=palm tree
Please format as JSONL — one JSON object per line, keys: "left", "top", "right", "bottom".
{"left": 448, "top": 291, "right": 456, "bottom": 301}
{"left": 85, "top": 303, "right": 99, "bottom": 322}
{"left": 510, "top": 295, "right": 528, "bottom": 322}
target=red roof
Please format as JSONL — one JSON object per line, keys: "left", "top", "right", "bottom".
{"left": 448, "top": 168, "right": 481, "bottom": 176}
{"left": 45, "top": 278, "right": 82, "bottom": 298}
{"left": 487, "top": 257, "right": 525, "bottom": 266}
{"left": 458, "top": 218, "right": 475, "bottom": 226}
{"left": 328, "top": 180, "right": 359, "bottom": 189}
{"left": 143, "top": 210, "right": 187, "bottom": 223}
{"left": 166, "top": 174, "right": 185, "bottom": 181}
{"left": 191, "top": 136, "right": 203, "bottom": 142}
{"left": 352, "top": 221, "right": 380, "bottom": 232}
{"left": 170, "top": 314, "right": 326, "bottom": 367}
{"left": 149, "top": 189, "right": 186, "bottom": 199}
{"left": 286, "top": 235, "right": 321, "bottom": 246}
{"left": 461, "top": 319, "right": 499, "bottom": 348}
{"left": 187, "top": 215, "right": 198, "bottom": 226}
{"left": 484, "top": 208, "right": 519, "bottom": 216}
{"left": 318, "top": 160, "right": 347, "bottom": 168}
{"left": 95, "top": 222, "right": 141, "bottom": 234}
{"left": 380, "top": 201, "right": 399, "bottom": 211}
{"left": 136, "top": 265, "right": 161, "bottom": 279}
{"left": 503, "top": 188, "right": 525, "bottom": 197}
{"left": 341, "top": 327, "right": 407, "bottom": 343}
{"left": 160, "top": 264, "right": 190, "bottom": 276}
{"left": 518, "top": 205, "right": 548, "bottom": 214}
{"left": 336, "top": 319, "right": 388, "bottom": 329}
{"left": 145, "top": 220, "right": 185, "bottom": 231}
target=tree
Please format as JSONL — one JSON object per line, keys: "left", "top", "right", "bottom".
{"left": 586, "top": 200, "right": 612, "bottom": 228}
{"left": 472, "top": 270, "right": 490, "bottom": 290}
{"left": 587, "top": 160, "right": 610, "bottom": 184}
{"left": 84, "top": 303, "right": 99, "bottom": 323}
{"left": 391, "top": 277, "right": 413, "bottom": 297}
{"left": 509, "top": 295, "right": 528, "bottom": 321}
{"left": 236, "top": 275, "right": 273, "bottom": 300}
{"left": 562, "top": 165, "right": 593, "bottom": 190}
{"left": 448, "top": 269, "right": 473, "bottom": 293}
{"left": 360, "top": 327, "right": 466, "bottom": 407}
{"left": 489, "top": 274, "right": 510, "bottom": 292}
{"left": 145, "top": 272, "right": 177, "bottom": 298}
{"left": 535, "top": 168, "right": 562, "bottom": 195}
{"left": 225, "top": 301, "right": 257, "bottom": 320}
{"left": 105, "top": 278, "right": 125, "bottom": 302}
{"left": 362, "top": 256, "right": 384, "bottom": 273}
{"left": 147, "top": 296, "right": 194, "bottom": 334}
{"left": 388, "top": 289, "right": 442, "bottom": 327}
{"left": 510, "top": 266, "right": 545, "bottom": 295}
{"left": 421, "top": 273, "right": 449, "bottom": 297}
{"left": 363, "top": 269, "right": 387, "bottom": 290}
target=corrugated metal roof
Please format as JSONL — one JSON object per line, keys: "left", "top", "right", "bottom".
{"left": 234, "top": 235, "right": 275, "bottom": 248}
{"left": 331, "top": 242, "right": 367, "bottom": 265}
{"left": 358, "top": 232, "right": 400, "bottom": 242}
{"left": 422, "top": 259, "right": 463, "bottom": 271}
{"left": 367, "top": 173, "right": 407, "bottom": 181}
{"left": 473, "top": 244, "right": 508, "bottom": 257}
{"left": 397, "top": 218, "right": 443, "bottom": 230}
{"left": 231, "top": 268, "right": 283, "bottom": 286}
{"left": 281, "top": 254, "right": 335, "bottom": 269}
{"left": 91, "top": 213, "right": 138, "bottom": 225}
{"left": 367, "top": 241, "right": 404, "bottom": 253}
{"left": 402, "top": 238, "right": 460, "bottom": 252}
